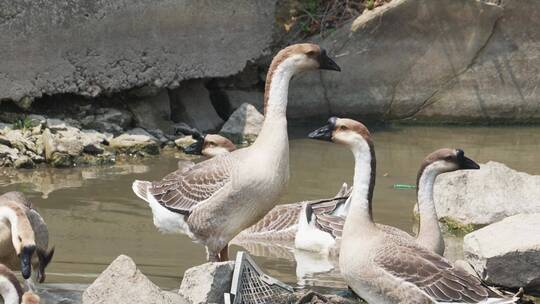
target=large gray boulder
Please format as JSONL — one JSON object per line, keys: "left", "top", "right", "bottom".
{"left": 433, "top": 161, "right": 540, "bottom": 226}
{"left": 83, "top": 255, "right": 187, "bottom": 304}
{"left": 179, "top": 261, "right": 234, "bottom": 304}
{"left": 463, "top": 213, "right": 540, "bottom": 291}
{"left": 0, "top": 0, "right": 276, "bottom": 103}
{"left": 288, "top": 0, "right": 540, "bottom": 123}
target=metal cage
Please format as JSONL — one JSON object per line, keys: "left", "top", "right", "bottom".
{"left": 224, "top": 251, "right": 294, "bottom": 304}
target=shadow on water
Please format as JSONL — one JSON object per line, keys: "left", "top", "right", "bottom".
{"left": 1, "top": 125, "right": 540, "bottom": 300}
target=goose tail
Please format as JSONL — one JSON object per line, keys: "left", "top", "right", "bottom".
{"left": 132, "top": 180, "right": 152, "bottom": 203}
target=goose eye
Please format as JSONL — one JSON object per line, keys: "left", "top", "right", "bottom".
{"left": 444, "top": 155, "right": 453, "bottom": 161}
{"left": 18, "top": 236, "right": 22, "bottom": 242}
{"left": 339, "top": 125, "right": 348, "bottom": 131}
{"left": 306, "top": 50, "right": 316, "bottom": 57}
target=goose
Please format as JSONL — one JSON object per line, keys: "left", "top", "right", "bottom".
{"left": 232, "top": 183, "right": 351, "bottom": 244}
{"left": 132, "top": 43, "right": 341, "bottom": 261}
{"left": 0, "top": 192, "right": 54, "bottom": 283}
{"left": 309, "top": 117, "right": 515, "bottom": 303}
{"left": 183, "top": 133, "right": 236, "bottom": 157}
{"left": 295, "top": 143, "right": 480, "bottom": 256}
{"left": 0, "top": 264, "right": 40, "bottom": 304}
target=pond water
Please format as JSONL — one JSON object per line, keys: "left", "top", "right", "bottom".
{"left": 2, "top": 125, "right": 540, "bottom": 302}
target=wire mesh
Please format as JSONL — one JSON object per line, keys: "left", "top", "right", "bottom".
{"left": 225, "top": 251, "right": 294, "bottom": 304}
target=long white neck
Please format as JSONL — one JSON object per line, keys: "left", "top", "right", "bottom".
{"left": 0, "top": 276, "right": 20, "bottom": 304}
{"left": 416, "top": 165, "right": 444, "bottom": 254}
{"left": 254, "top": 58, "right": 296, "bottom": 147}
{"left": 0, "top": 207, "right": 20, "bottom": 252}
{"left": 342, "top": 141, "right": 376, "bottom": 239}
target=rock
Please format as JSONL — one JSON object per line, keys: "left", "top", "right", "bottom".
{"left": 0, "top": 123, "right": 12, "bottom": 132}
{"left": 170, "top": 80, "right": 224, "bottom": 132}
{"left": 463, "top": 213, "right": 540, "bottom": 291}
{"left": 26, "top": 114, "right": 46, "bottom": 128}
{"left": 220, "top": 103, "right": 263, "bottom": 142}
{"left": 45, "top": 118, "right": 68, "bottom": 131}
{"left": 110, "top": 128, "right": 160, "bottom": 156}
{"left": 0, "top": 129, "right": 36, "bottom": 153}
{"left": 224, "top": 90, "right": 265, "bottom": 114}
{"left": 81, "top": 108, "right": 132, "bottom": 136}
{"left": 433, "top": 161, "right": 540, "bottom": 226}
{"left": 174, "top": 136, "right": 196, "bottom": 150}
{"left": 179, "top": 261, "right": 234, "bottom": 304}
{"left": 13, "top": 156, "right": 35, "bottom": 169}
{"left": 83, "top": 255, "right": 187, "bottom": 304}
{"left": 128, "top": 90, "right": 174, "bottom": 133}
{"left": 42, "top": 127, "right": 112, "bottom": 168}
{"left": 288, "top": 0, "right": 506, "bottom": 121}
{"left": 0, "top": 145, "right": 19, "bottom": 166}
{"left": 0, "top": 1, "right": 275, "bottom": 102}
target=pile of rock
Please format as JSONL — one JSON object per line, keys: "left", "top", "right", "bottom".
{"left": 0, "top": 114, "right": 163, "bottom": 168}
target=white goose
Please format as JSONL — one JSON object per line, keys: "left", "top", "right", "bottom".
{"left": 310, "top": 117, "right": 514, "bottom": 303}
{"left": 0, "top": 192, "right": 54, "bottom": 283}
{"left": 132, "top": 43, "right": 341, "bottom": 261}
{"left": 0, "top": 264, "right": 40, "bottom": 304}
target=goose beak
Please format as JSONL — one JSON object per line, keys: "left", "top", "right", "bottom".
{"left": 319, "top": 49, "right": 341, "bottom": 72}
{"left": 183, "top": 138, "right": 204, "bottom": 155}
{"left": 460, "top": 156, "right": 480, "bottom": 170}
{"left": 20, "top": 245, "right": 35, "bottom": 279}
{"left": 308, "top": 124, "right": 333, "bottom": 141}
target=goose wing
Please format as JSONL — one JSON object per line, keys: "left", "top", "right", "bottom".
{"left": 374, "top": 241, "right": 499, "bottom": 303}
{"left": 306, "top": 196, "right": 349, "bottom": 239}
{"left": 148, "top": 154, "right": 235, "bottom": 215}
{"left": 240, "top": 203, "right": 303, "bottom": 237}
{"left": 161, "top": 160, "right": 196, "bottom": 181}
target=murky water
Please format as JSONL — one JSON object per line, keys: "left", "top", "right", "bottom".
{"left": 2, "top": 125, "right": 540, "bottom": 301}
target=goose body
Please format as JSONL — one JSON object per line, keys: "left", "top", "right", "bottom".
{"left": 0, "top": 192, "right": 54, "bottom": 283}
{"left": 0, "top": 264, "right": 40, "bottom": 304}
{"left": 310, "top": 117, "right": 514, "bottom": 303}
{"left": 132, "top": 43, "right": 341, "bottom": 261}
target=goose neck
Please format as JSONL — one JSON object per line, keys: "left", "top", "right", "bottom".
{"left": 0, "top": 275, "right": 21, "bottom": 304}
{"left": 417, "top": 165, "right": 441, "bottom": 240}
{"left": 344, "top": 141, "right": 377, "bottom": 234}
{"left": 0, "top": 207, "right": 20, "bottom": 252}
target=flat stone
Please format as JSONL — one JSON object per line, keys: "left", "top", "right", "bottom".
{"left": 433, "top": 161, "right": 540, "bottom": 226}
{"left": 110, "top": 128, "right": 160, "bottom": 156}
{"left": 463, "top": 213, "right": 540, "bottom": 291}
{"left": 179, "top": 261, "right": 234, "bottom": 304}
{"left": 83, "top": 255, "right": 187, "bottom": 304}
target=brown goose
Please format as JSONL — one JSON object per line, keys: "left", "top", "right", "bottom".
{"left": 132, "top": 43, "right": 341, "bottom": 261}
{"left": 0, "top": 192, "right": 54, "bottom": 283}
{"left": 0, "top": 264, "right": 40, "bottom": 304}
{"left": 309, "top": 117, "right": 514, "bottom": 303}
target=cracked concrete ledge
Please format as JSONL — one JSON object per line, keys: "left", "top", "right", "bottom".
{"left": 0, "top": 0, "right": 275, "bottom": 103}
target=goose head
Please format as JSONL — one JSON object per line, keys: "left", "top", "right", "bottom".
{"left": 418, "top": 148, "right": 480, "bottom": 178}
{"left": 22, "top": 292, "right": 40, "bottom": 304}
{"left": 272, "top": 43, "right": 341, "bottom": 74}
{"left": 3, "top": 206, "right": 37, "bottom": 280}
{"left": 308, "top": 117, "right": 372, "bottom": 152}
{"left": 183, "top": 133, "right": 236, "bottom": 157}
